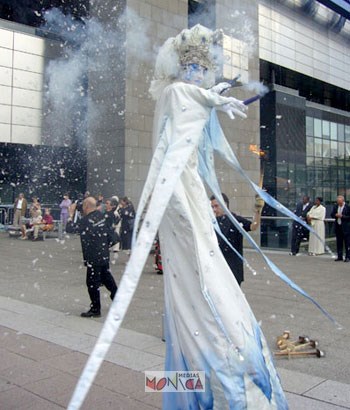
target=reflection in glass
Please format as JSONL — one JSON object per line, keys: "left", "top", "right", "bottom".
{"left": 346, "top": 143, "right": 350, "bottom": 158}
{"left": 306, "top": 156, "right": 314, "bottom": 166}
{"left": 330, "top": 140, "right": 338, "bottom": 158}
{"left": 306, "top": 136, "right": 314, "bottom": 156}
{"left": 314, "top": 118, "right": 322, "bottom": 138}
{"left": 345, "top": 126, "right": 350, "bottom": 142}
{"left": 322, "top": 140, "right": 330, "bottom": 157}
{"left": 338, "top": 124, "right": 345, "bottom": 141}
{"left": 330, "top": 122, "right": 337, "bottom": 140}
{"left": 306, "top": 116, "right": 313, "bottom": 136}
{"left": 314, "top": 138, "right": 322, "bottom": 157}
{"left": 322, "top": 120, "right": 330, "bottom": 138}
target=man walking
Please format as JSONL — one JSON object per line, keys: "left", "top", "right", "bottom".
{"left": 290, "top": 195, "right": 312, "bottom": 256}
{"left": 67, "top": 197, "right": 118, "bottom": 317}
{"left": 331, "top": 195, "right": 350, "bottom": 262}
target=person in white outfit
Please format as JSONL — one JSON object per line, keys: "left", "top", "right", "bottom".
{"left": 307, "top": 196, "right": 326, "bottom": 255}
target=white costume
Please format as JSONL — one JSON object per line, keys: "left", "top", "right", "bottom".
{"left": 68, "top": 24, "right": 333, "bottom": 410}
{"left": 308, "top": 205, "right": 326, "bottom": 255}
{"left": 153, "top": 81, "right": 287, "bottom": 409}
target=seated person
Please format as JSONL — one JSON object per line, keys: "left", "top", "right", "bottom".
{"left": 32, "top": 208, "right": 54, "bottom": 240}
{"left": 41, "top": 208, "right": 54, "bottom": 232}
{"left": 21, "top": 209, "right": 42, "bottom": 240}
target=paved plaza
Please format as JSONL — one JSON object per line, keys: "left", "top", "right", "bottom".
{"left": 0, "top": 231, "right": 349, "bottom": 409}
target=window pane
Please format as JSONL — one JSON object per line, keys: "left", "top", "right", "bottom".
{"left": 322, "top": 140, "right": 330, "bottom": 157}
{"left": 346, "top": 143, "right": 350, "bottom": 158}
{"left": 338, "top": 168, "right": 345, "bottom": 183}
{"left": 314, "top": 118, "right": 322, "bottom": 138}
{"left": 345, "top": 126, "right": 350, "bottom": 142}
{"left": 315, "top": 167, "right": 323, "bottom": 184}
{"left": 339, "top": 142, "right": 345, "bottom": 158}
{"left": 306, "top": 136, "right": 314, "bottom": 156}
{"left": 338, "top": 124, "right": 345, "bottom": 141}
{"left": 330, "top": 122, "right": 337, "bottom": 140}
{"left": 314, "top": 138, "right": 322, "bottom": 157}
{"left": 306, "top": 117, "right": 313, "bottom": 136}
{"left": 307, "top": 168, "right": 315, "bottom": 185}
{"left": 322, "top": 120, "right": 330, "bottom": 139}
{"left": 331, "top": 141, "right": 338, "bottom": 158}
{"left": 306, "top": 156, "right": 314, "bottom": 166}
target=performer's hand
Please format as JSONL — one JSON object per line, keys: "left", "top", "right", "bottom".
{"left": 254, "top": 195, "right": 265, "bottom": 213}
{"left": 217, "top": 98, "right": 247, "bottom": 119}
{"left": 210, "top": 82, "right": 232, "bottom": 95}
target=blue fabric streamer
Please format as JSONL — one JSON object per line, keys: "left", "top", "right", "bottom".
{"left": 199, "top": 109, "right": 336, "bottom": 324}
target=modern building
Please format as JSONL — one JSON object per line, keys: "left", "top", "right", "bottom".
{"left": 0, "top": 1, "right": 349, "bottom": 241}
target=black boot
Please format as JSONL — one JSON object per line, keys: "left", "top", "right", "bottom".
{"left": 81, "top": 309, "right": 101, "bottom": 318}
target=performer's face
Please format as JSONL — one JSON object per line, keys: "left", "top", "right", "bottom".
{"left": 211, "top": 199, "right": 225, "bottom": 217}
{"left": 181, "top": 63, "right": 207, "bottom": 86}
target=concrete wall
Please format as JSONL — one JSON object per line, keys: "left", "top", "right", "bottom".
{"left": 0, "top": 19, "right": 61, "bottom": 145}
{"left": 123, "top": 0, "right": 187, "bottom": 201}
{"left": 259, "top": 1, "right": 349, "bottom": 91}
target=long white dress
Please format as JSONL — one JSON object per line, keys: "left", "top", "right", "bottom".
{"left": 70, "top": 80, "right": 334, "bottom": 409}
{"left": 144, "top": 82, "right": 287, "bottom": 409}
{"left": 308, "top": 205, "right": 326, "bottom": 255}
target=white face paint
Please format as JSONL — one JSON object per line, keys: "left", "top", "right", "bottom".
{"left": 181, "top": 63, "right": 207, "bottom": 86}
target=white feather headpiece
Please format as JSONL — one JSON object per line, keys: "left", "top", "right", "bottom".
{"left": 149, "top": 24, "right": 223, "bottom": 99}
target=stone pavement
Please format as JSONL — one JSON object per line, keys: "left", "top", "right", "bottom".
{"left": 0, "top": 231, "right": 349, "bottom": 409}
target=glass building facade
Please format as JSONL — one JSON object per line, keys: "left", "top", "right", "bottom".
{"left": 260, "top": 81, "right": 350, "bottom": 248}
{"left": 306, "top": 114, "right": 350, "bottom": 202}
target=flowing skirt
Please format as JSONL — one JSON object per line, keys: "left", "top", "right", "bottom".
{"left": 159, "top": 157, "right": 287, "bottom": 409}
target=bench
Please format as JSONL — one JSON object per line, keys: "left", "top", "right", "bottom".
{"left": 7, "top": 220, "right": 63, "bottom": 240}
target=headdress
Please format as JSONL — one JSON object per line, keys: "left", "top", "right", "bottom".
{"left": 149, "top": 24, "right": 223, "bottom": 99}
{"left": 173, "top": 24, "right": 222, "bottom": 70}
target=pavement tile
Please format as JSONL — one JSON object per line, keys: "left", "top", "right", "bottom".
{"left": 304, "top": 380, "right": 350, "bottom": 408}
{"left": 0, "top": 385, "right": 64, "bottom": 409}
{"left": 0, "top": 329, "right": 71, "bottom": 361}
{"left": 94, "top": 362, "right": 146, "bottom": 396}
{"left": 0, "top": 347, "right": 34, "bottom": 371}
{"left": 41, "top": 351, "right": 87, "bottom": 374}
{"left": 285, "top": 392, "right": 347, "bottom": 410}
{"left": 131, "top": 390, "right": 162, "bottom": 409}
{"left": 93, "top": 343, "right": 164, "bottom": 372}
{"left": 115, "top": 327, "right": 164, "bottom": 351}
{"left": 277, "top": 367, "right": 326, "bottom": 395}
{"left": 1, "top": 359, "right": 60, "bottom": 386}
{"left": 23, "top": 372, "right": 78, "bottom": 407}
{"left": 81, "top": 384, "right": 156, "bottom": 410}
{"left": 142, "top": 341, "right": 166, "bottom": 357}
{"left": 0, "top": 376, "right": 15, "bottom": 393}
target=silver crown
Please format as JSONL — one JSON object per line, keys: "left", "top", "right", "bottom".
{"left": 173, "top": 24, "right": 222, "bottom": 70}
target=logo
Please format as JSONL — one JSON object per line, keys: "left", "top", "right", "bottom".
{"left": 145, "top": 371, "right": 205, "bottom": 393}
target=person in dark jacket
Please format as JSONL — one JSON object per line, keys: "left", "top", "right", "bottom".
{"left": 210, "top": 193, "right": 264, "bottom": 286}
{"left": 331, "top": 195, "right": 350, "bottom": 262}
{"left": 290, "top": 195, "right": 313, "bottom": 255}
{"left": 66, "top": 197, "right": 118, "bottom": 317}
{"left": 118, "top": 196, "right": 135, "bottom": 252}
{"left": 105, "top": 197, "right": 121, "bottom": 254}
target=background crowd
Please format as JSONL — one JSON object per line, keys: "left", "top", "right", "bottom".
{"left": 12, "top": 191, "right": 135, "bottom": 250}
